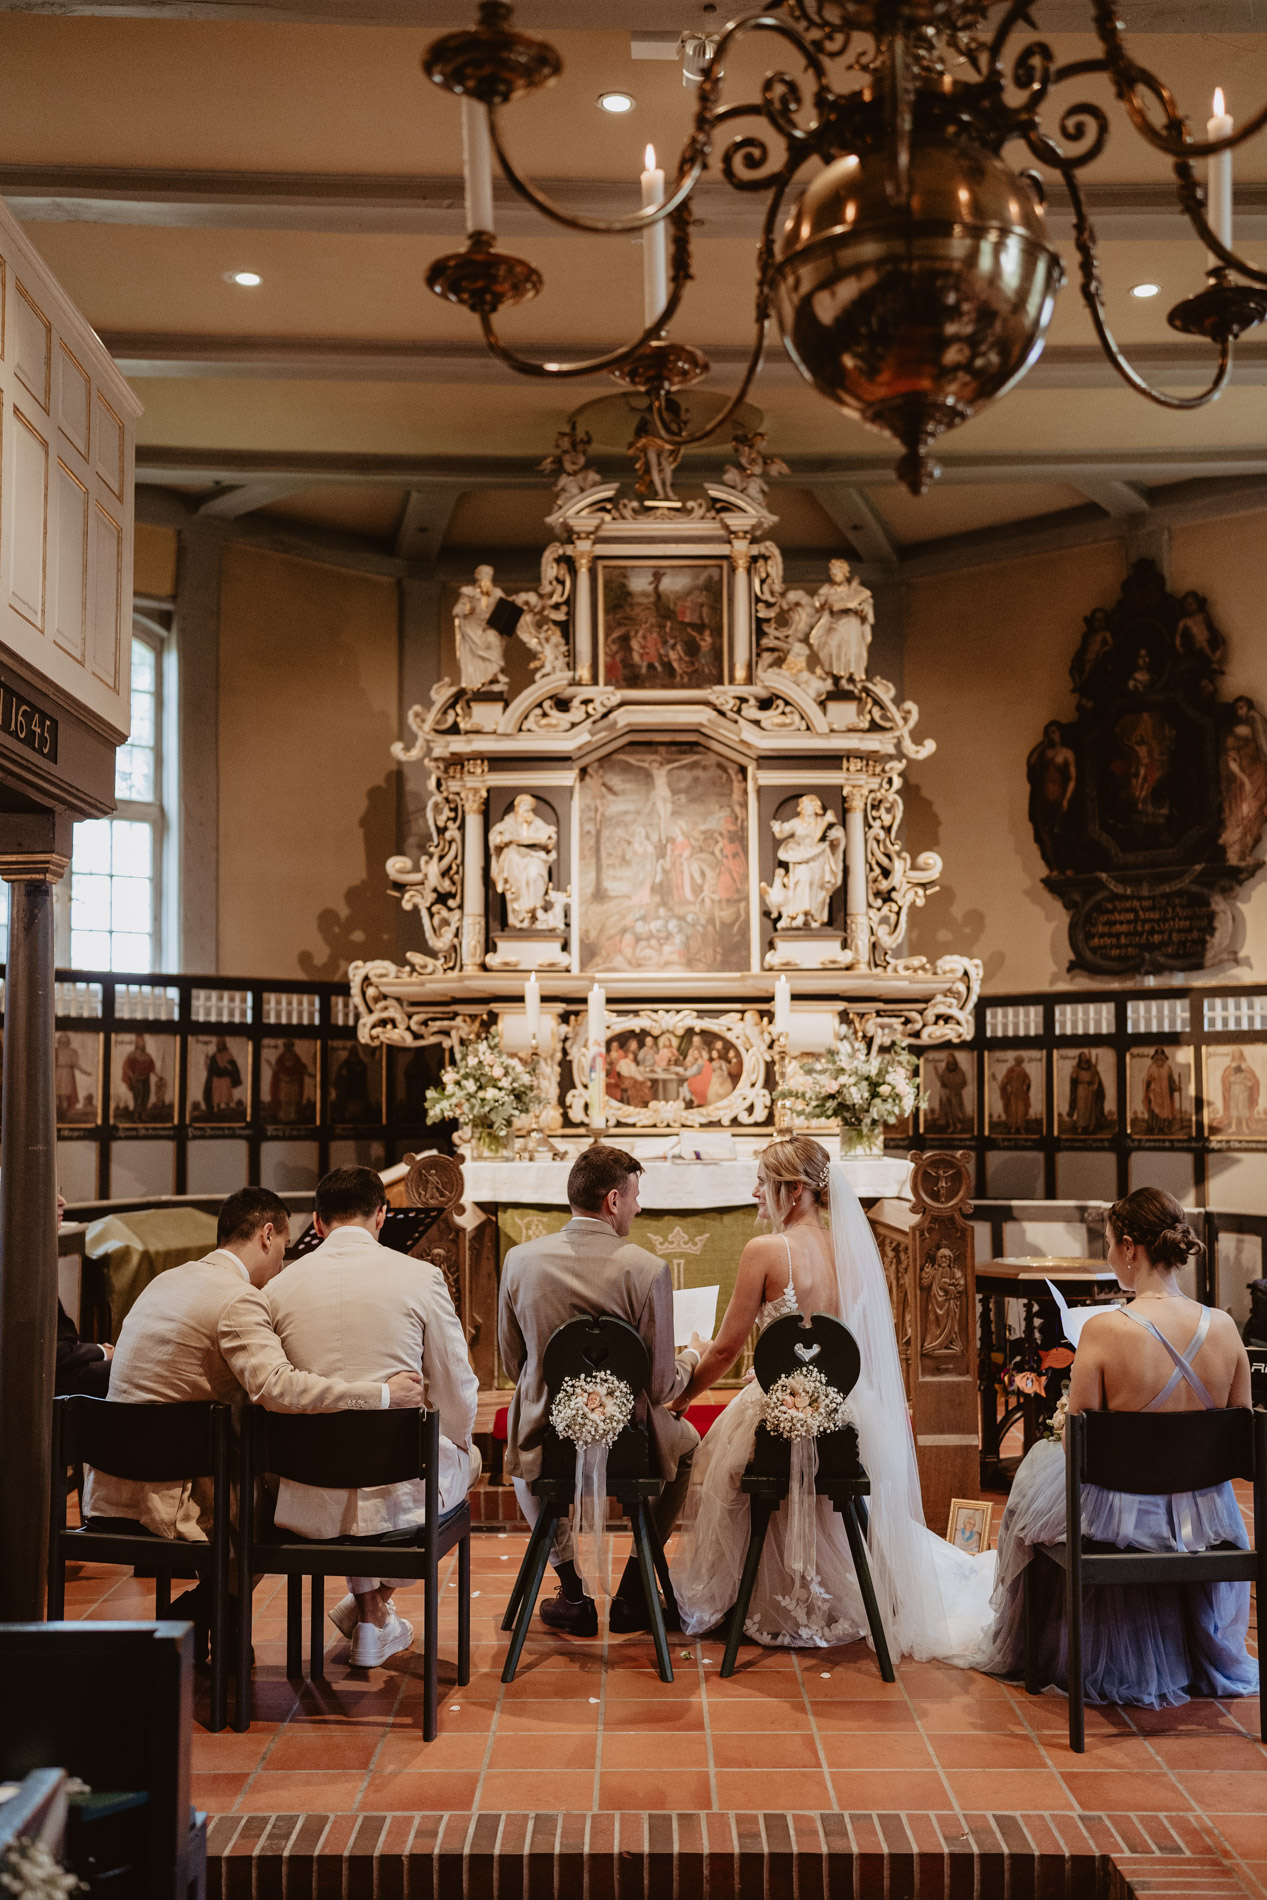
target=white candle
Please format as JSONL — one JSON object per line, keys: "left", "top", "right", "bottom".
{"left": 1207, "top": 87, "right": 1234, "bottom": 266}
{"left": 587, "top": 984, "right": 607, "bottom": 1129}
{"left": 524, "top": 973, "right": 540, "bottom": 1042}
{"left": 462, "top": 95, "right": 495, "bottom": 236}
{"left": 640, "top": 143, "right": 668, "bottom": 327}
{"left": 774, "top": 977, "right": 791, "bottom": 1036}
{"left": 587, "top": 983, "right": 606, "bottom": 1051}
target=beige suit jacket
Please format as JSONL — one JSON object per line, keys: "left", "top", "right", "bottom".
{"left": 263, "top": 1223, "right": 479, "bottom": 1537}
{"left": 499, "top": 1216, "right": 699, "bottom": 1484}
{"left": 83, "top": 1248, "right": 384, "bottom": 1540}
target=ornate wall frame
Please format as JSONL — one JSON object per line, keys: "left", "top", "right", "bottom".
{"left": 564, "top": 1006, "right": 772, "bottom": 1129}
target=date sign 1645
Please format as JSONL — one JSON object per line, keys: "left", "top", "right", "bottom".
{"left": 0, "top": 679, "right": 58, "bottom": 762}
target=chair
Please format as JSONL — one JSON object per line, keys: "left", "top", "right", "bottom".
{"left": 237, "top": 1405, "right": 470, "bottom": 1742}
{"left": 0, "top": 1620, "right": 205, "bottom": 1899}
{"left": 719, "top": 1312, "right": 895, "bottom": 1681}
{"left": 47, "top": 1396, "right": 233, "bottom": 1733}
{"left": 1024, "top": 1407, "right": 1267, "bottom": 1752}
{"left": 500, "top": 1315, "right": 679, "bottom": 1685}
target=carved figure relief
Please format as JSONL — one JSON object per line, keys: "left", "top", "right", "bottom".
{"left": 488, "top": 794, "right": 566, "bottom": 930}
{"left": 453, "top": 565, "right": 509, "bottom": 694}
{"left": 538, "top": 424, "right": 603, "bottom": 510}
{"left": 761, "top": 795, "right": 844, "bottom": 930}
{"left": 721, "top": 430, "right": 789, "bottom": 508}
{"left": 920, "top": 1245, "right": 966, "bottom": 1356}
{"left": 808, "top": 558, "right": 874, "bottom": 684}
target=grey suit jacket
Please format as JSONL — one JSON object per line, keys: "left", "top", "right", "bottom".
{"left": 499, "top": 1216, "right": 699, "bottom": 1483}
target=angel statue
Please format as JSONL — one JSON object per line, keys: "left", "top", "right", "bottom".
{"left": 628, "top": 404, "right": 683, "bottom": 501}
{"left": 489, "top": 793, "right": 562, "bottom": 929}
{"left": 513, "top": 589, "right": 570, "bottom": 677}
{"left": 538, "top": 424, "right": 603, "bottom": 510}
{"left": 808, "top": 558, "right": 875, "bottom": 685}
{"left": 722, "top": 429, "right": 790, "bottom": 507}
{"left": 453, "top": 564, "right": 508, "bottom": 694}
{"left": 760, "top": 793, "right": 845, "bottom": 930}
{"left": 756, "top": 589, "right": 829, "bottom": 702}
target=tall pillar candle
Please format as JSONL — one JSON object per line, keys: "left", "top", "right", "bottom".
{"left": 587, "top": 983, "right": 607, "bottom": 1129}
{"left": 461, "top": 96, "right": 495, "bottom": 235}
{"left": 525, "top": 972, "right": 541, "bottom": 1042}
{"left": 460, "top": 776, "right": 489, "bottom": 970}
{"left": 1207, "top": 88, "right": 1233, "bottom": 266}
{"left": 844, "top": 785, "right": 870, "bottom": 968}
{"left": 640, "top": 145, "right": 668, "bottom": 327}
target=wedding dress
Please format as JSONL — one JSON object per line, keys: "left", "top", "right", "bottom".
{"left": 671, "top": 1163, "right": 995, "bottom": 1661}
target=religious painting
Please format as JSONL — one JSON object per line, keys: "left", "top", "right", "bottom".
{"left": 327, "top": 1039, "right": 385, "bottom": 1127}
{"left": 567, "top": 1007, "right": 767, "bottom": 1129}
{"left": 986, "top": 1049, "right": 1045, "bottom": 1140}
{"left": 260, "top": 1036, "right": 319, "bottom": 1130}
{"left": 1127, "top": 1044, "right": 1195, "bottom": 1140}
{"left": 598, "top": 561, "right": 726, "bottom": 690}
{"left": 55, "top": 1030, "right": 103, "bottom": 1130}
{"left": 109, "top": 1031, "right": 178, "bottom": 1132}
{"left": 1055, "top": 1047, "right": 1117, "bottom": 1141}
{"left": 187, "top": 1035, "right": 250, "bottom": 1132}
{"left": 605, "top": 1026, "right": 745, "bottom": 1118}
{"left": 1204, "top": 1042, "right": 1267, "bottom": 1146}
{"left": 920, "top": 1049, "right": 976, "bottom": 1137}
{"left": 391, "top": 1042, "right": 446, "bottom": 1126}
{"left": 578, "top": 743, "right": 750, "bottom": 973}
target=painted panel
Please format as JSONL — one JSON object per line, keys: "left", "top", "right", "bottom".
{"left": 56, "top": 343, "right": 90, "bottom": 461}
{"left": 52, "top": 459, "right": 87, "bottom": 662}
{"left": 94, "top": 394, "right": 124, "bottom": 501}
{"left": 9, "top": 407, "right": 48, "bottom": 633}
{"left": 13, "top": 281, "right": 50, "bottom": 412}
{"left": 89, "top": 501, "right": 121, "bottom": 692}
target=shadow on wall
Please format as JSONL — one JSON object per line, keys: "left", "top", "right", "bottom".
{"left": 299, "top": 772, "right": 398, "bottom": 981}
{"left": 901, "top": 776, "right": 1004, "bottom": 985}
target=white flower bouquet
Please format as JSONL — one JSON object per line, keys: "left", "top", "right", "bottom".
{"left": 781, "top": 1032, "right": 921, "bottom": 1153}
{"left": 762, "top": 1367, "right": 852, "bottom": 1441}
{"left": 550, "top": 1372, "right": 635, "bottom": 1448}
{"left": 0, "top": 1839, "right": 86, "bottom": 1898}
{"left": 425, "top": 1029, "right": 540, "bottom": 1154}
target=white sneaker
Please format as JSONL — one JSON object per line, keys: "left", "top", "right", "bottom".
{"left": 329, "top": 1593, "right": 358, "bottom": 1639}
{"left": 349, "top": 1610, "right": 414, "bottom": 1668}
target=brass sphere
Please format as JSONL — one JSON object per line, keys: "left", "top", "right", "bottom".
{"left": 771, "top": 137, "right": 1064, "bottom": 493}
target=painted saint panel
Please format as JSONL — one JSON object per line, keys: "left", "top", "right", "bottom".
{"left": 598, "top": 561, "right": 726, "bottom": 690}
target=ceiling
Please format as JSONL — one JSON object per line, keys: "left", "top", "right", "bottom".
{"left": 6, "top": 2, "right": 1267, "bottom": 572}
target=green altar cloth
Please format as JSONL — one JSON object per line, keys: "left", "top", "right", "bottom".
{"left": 88, "top": 1207, "right": 220, "bottom": 1338}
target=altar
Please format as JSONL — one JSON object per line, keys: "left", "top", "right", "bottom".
{"left": 459, "top": 1153, "right": 912, "bottom": 1211}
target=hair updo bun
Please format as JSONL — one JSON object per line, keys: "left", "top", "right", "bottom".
{"left": 1107, "top": 1187, "right": 1204, "bottom": 1270}
{"left": 758, "top": 1135, "right": 832, "bottom": 1226}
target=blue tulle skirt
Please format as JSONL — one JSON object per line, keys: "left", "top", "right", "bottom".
{"left": 975, "top": 1438, "right": 1258, "bottom": 1708}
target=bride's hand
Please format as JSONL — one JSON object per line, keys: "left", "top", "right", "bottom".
{"left": 688, "top": 1331, "right": 710, "bottom": 1358}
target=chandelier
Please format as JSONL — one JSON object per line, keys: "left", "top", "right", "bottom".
{"left": 423, "top": 0, "right": 1267, "bottom": 497}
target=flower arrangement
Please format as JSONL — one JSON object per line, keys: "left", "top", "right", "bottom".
{"left": 550, "top": 1372, "right": 634, "bottom": 1448}
{"left": 425, "top": 1029, "right": 539, "bottom": 1155}
{"left": 762, "top": 1367, "right": 853, "bottom": 1441}
{"left": 780, "top": 1032, "right": 922, "bottom": 1154}
{"left": 0, "top": 1840, "right": 85, "bottom": 1899}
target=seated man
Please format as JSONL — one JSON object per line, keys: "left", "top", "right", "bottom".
{"left": 260, "top": 1166, "right": 479, "bottom": 1668}
{"left": 84, "top": 1185, "right": 423, "bottom": 1546}
{"left": 499, "top": 1144, "right": 700, "bottom": 1636}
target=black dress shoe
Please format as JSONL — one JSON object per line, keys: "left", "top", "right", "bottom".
{"left": 608, "top": 1593, "right": 652, "bottom": 1634}
{"left": 538, "top": 1589, "right": 599, "bottom": 1637}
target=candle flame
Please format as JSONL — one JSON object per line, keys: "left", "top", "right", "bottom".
{"left": 1213, "top": 87, "right": 1226, "bottom": 117}
{"left": 644, "top": 143, "right": 657, "bottom": 172}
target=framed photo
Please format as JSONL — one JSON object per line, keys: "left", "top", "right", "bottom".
{"left": 187, "top": 1034, "right": 250, "bottom": 1131}
{"left": 598, "top": 561, "right": 727, "bottom": 690}
{"left": 986, "top": 1048, "right": 1045, "bottom": 1140}
{"left": 260, "top": 1037, "right": 319, "bottom": 1129}
{"left": 1055, "top": 1046, "right": 1117, "bottom": 1141}
{"left": 1127, "top": 1044, "right": 1195, "bottom": 1140}
{"left": 110, "top": 1031, "right": 178, "bottom": 1132}
{"left": 1204, "top": 1042, "right": 1267, "bottom": 1145}
{"left": 920, "top": 1048, "right": 976, "bottom": 1137}
{"left": 326, "top": 1039, "right": 385, "bottom": 1127}
{"left": 55, "top": 1029, "right": 103, "bottom": 1129}
{"left": 946, "top": 1499, "right": 993, "bottom": 1556}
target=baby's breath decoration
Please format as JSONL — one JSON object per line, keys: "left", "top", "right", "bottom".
{"left": 550, "top": 1372, "right": 634, "bottom": 1448}
{"left": 762, "top": 1367, "right": 852, "bottom": 1441}
{"left": 0, "top": 1840, "right": 86, "bottom": 1899}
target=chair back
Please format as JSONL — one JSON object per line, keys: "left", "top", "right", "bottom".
{"left": 1072, "top": 1406, "right": 1255, "bottom": 1494}
{"left": 53, "top": 1394, "right": 228, "bottom": 1481}
{"left": 542, "top": 1316, "right": 650, "bottom": 1401}
{"left": 245, "top": 1404, "right": 438, "bottom": 1490}
{"left": 752, "top": 1312, "right": 862, "bottom": 1399}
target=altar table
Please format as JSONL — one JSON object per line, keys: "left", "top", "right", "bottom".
{"left": 461, "top": 1154, "right": 912, "bottom": 1211}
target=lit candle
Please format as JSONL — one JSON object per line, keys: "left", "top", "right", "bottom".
{"left": 1207, "top": 87, "right": 1234, "bottom": 266}
{"left": 774, "top": 977, "right": 791, "bottom": 1037}
{"left": 461, "top": 95, "right": 495, "bottom": 236}
{"left": 524, "top": 972, "right": 540, "bottom": 1042}
{"left": 640, "top": 143, "right": 668, "bottom": 327}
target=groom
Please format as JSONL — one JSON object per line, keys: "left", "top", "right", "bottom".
{"left": 499, "top": 1144, "right": 700, "bottom": 1635}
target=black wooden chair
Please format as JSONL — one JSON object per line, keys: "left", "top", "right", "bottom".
{"left": 720, "top": 1312, "right": 895, "bottom": 1681}
{"left": 237, "top": 1405, "right": 470, "bottom": 1742}
{"left": 48, "top": 1396, "right": 233, "bottom": 1733}
{"left": 500, "top": 1315, "right": 678, "bottom": 1685}
{"left": 1025, "top": 1407, "right": 1267, "bottom": 1752}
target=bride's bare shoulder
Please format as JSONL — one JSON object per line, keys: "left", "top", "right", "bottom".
{"left": 738, "top": 1232, "right": 787, "bottom": 1270}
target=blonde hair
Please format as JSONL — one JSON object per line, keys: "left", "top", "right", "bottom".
{"left": 758, "top": 1135, "right": 831, "bottom": 1229}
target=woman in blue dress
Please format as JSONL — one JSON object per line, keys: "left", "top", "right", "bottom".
{"left": 975, "top": 1187, "right": 1257, "bottom": 1708}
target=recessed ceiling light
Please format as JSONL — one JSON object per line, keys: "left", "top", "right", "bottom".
{"left": 598, "top": 91, "right": 635, "bottom": 114}
{"left": 226, "top": 270, "right": 262, "bottom": 287}
{"left": 1130, "top": 281, "right": 1160, "bottom": 299}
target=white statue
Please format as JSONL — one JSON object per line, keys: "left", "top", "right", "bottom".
{"left": 489, "top": 793, "right": 560, "bottom": 928}
{"left": 756, "top": 588, "right": 829, "bottom": 702}
{"left": 454, "top": 564, "right": 508, "bottom": 694}
{"left": 808, "top": 558, "right": 874, "bottom": 685}
{"left": 760, "top": 794, "right": 845, "bottom": 930}
{"left": 513, "top": 589, "right": 570, "bottom": 677}
{"left": 539, "top": 426, "right": 603, "bottom": 510}
{"left": 722, "top": 430, "right": 790, "bottom": 507}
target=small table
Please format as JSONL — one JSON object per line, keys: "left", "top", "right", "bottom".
{"left": 977, "top": 1256, "right": 1119, "bottom": 1486}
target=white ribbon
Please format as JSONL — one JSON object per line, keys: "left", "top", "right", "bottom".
{"left": 784, "top": 1436, "right": 820, "bottom": 1588}
{"left": 574, "top": 1443, "right": 613, "bottom": 1598}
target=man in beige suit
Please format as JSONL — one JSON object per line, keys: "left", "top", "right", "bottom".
{"left": 262, "top": 1166, "right": 479, "bottom": 1668}
{"left": 499, "top": 1145, "right": 700, "bottom": 1637}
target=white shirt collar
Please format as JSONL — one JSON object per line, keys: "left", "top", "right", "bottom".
{"left": 313, "top": 1222, "right": 382, "bottom": 1248}
{"left": 207, "top": 1247, "right": 251, "bottom": 1283}
{"left": 568, "top": 1215, "right": 615, "bottom": 1232}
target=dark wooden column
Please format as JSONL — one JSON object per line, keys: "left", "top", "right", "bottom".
{"left": 0, "top": 814, "right": 70, "bottom": 1621}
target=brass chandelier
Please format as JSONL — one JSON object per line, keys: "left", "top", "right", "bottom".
{"left": 423, "top": 0, "right": 1267, "bottom": 497}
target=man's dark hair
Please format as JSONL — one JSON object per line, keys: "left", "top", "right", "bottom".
{"left": 315, "top": 1165, "right": 388, "bottom": 1227}
{"left": 218, "top": 1186, "right": 291, "bottom": 1248}
{"left": 567, "top": 1144, "right": 643, "bottom": 1215}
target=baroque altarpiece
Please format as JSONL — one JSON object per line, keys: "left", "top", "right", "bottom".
{"left": 349, "top": 434, "right": 983, "bottom": 1138}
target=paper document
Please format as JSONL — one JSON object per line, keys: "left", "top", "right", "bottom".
{"left": 1046, "top": 1278, "right": 1121, "bottom": 1348}
{"left": 674, "top": 1284, "right": 719, "bottom": 1349}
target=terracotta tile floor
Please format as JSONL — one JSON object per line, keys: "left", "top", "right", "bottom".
{"left": 60, "top": 1525, "right": 1267, "bottom": 1899}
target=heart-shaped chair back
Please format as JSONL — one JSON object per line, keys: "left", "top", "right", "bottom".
{"left": 543, "top": 1314, "right": 651, "bottom": 1401}
{"left": 752, "top": 1312, "right": 862, "bottom": 1398}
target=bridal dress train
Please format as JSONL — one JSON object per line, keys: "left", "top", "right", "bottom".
{"left": 671, "top": 1165, "right": 996, "bottom": 1664}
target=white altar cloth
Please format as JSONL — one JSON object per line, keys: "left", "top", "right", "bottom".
{"left": 461, "top": 1155, "right": 911, "bottom": 1212}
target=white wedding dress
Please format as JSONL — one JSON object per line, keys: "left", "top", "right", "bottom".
{"left": 671, "top": 1164, "right": 995, "bottom": 1663}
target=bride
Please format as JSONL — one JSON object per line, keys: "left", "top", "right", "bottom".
{"left": 671, "top": 1134, "right": 992, "bottom": 1660}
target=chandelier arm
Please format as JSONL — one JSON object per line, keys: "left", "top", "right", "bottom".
{"left": 488, "top": 106, "right": 704, "bottom": 235}
{"left": 988, "top": 0, "right": 1047, "bottom": 79}
{"left": 1174, "top": 158, "right": 1267, "bottom": 287}
{"left": 1087, "top": 0, "right": 1267, "bottom": 158}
